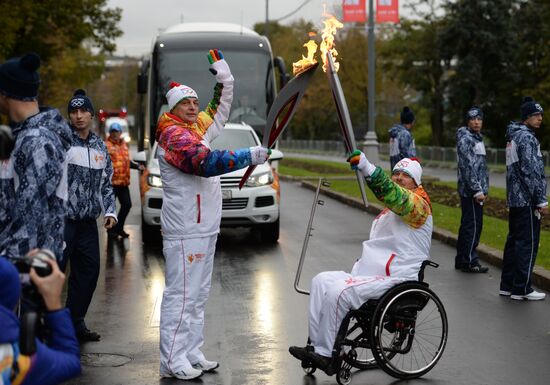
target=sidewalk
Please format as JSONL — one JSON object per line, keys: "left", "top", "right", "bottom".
{"left": 285, "top": 176, "right": 550, "bottom": 293}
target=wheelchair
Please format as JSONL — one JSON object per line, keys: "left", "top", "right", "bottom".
{"left": 293, "top": 179, "right": 448, "bottom": 384}
{"left": 297, "top": 261, "right": 448, "bottom": 385}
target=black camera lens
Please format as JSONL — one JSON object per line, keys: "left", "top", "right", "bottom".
{"left": 30, "top": 250, "right": 55, "bottom": 277}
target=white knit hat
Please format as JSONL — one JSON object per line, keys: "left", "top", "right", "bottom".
{"left": 393, "top": 158, "right": 422, "bottom": 186}
{"left": 166, "top": 81, "right": 198, "bottom": 110}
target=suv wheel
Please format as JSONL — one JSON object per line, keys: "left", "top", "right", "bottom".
{"left": 258, "top": 218, "right": 280, "bottom": 244}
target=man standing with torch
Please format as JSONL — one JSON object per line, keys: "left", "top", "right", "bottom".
{"left": 157, "top": 49, "right": 270, "bottom": 380}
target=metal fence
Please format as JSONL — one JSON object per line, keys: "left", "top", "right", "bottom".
{"left": 279, "top": 139, "right": 550, "bottom": 167}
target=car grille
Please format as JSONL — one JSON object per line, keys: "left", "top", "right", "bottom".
{"left": 149, "top": 198, "right": 163, "bottom": 209}
{"left": 255, "top": 196, "right": 274, "bottom": 207}
{"left": 220, "top": 177, "right": 241, "bottom": 188}
{"left": 222, "top": 197, "right": 248, "bottom": 210}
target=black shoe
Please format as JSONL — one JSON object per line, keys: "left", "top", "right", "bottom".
{"left": 118, "top": 230, "right": 130, "bottom": 238}
{"left": 461, "top": 264, "right": 489, "bottom": 273}
{"left": 289, "top": 346, "right": 314, "bottom": 361}
{"left": 78, "top": 328, "right": 101, "bottom": 342}
{"left": 308, "top": 352, "right": 331, "bottom": 371}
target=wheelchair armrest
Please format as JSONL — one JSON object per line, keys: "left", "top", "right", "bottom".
{"left": 418, "top": 260, "right": 439, "bottom": 282}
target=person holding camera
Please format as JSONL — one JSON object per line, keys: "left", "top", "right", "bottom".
{"left": 62, "top": 89, "right": 117, "bottom": 342}
{"left": 0, "top": 254, "right": 81, "bottom": 385}
{"left": 0, "top": 53, "right": 72, "bottom": 261}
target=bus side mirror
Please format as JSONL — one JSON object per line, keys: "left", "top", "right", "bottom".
{"left": 273, "top": 56, "right": 289, "bottom": 89}
{"left": 137, "top": 74, "right": 148, "bottom": 94}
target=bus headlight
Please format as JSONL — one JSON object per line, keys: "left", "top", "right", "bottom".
{"left": 245, "top": 171, "right": 273, "bottom": 187}
{"left": 147, "top": 174, "right": 162, "bottom": 187}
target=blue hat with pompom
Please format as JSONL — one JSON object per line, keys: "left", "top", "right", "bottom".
{"left": 0, "top": 52, "right": 41, "bottom": 100}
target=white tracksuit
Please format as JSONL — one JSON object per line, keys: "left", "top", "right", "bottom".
{"left": 158, "top": 77, "right": 233, "bottom": 374}
{"left": 308, "top": 169, "right": 433, "bottom": 357}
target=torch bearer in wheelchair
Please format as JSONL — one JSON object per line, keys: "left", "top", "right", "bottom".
{"left": 291, "top": 180, "right": 448, "bottom": 385}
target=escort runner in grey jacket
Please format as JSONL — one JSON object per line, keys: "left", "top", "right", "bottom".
{"left": 456, "top": 126, "right": 489, "bottom": 198}
{"left": 0, "top": 108, "right": 71, "bottom": 259}
{"left": 505, "top": 122, "right": 548, "bottom": 208}
{"left": 66, "top": 129, "right": 116, "bottom": 221}
{"left": 389, "top": 124, "right": 416, "bottom": 169}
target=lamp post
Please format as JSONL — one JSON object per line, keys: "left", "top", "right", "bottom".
{"left": 363, "top": 0, "right": 379, "bottom": 162}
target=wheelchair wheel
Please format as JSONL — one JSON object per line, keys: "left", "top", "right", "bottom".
{"left": 370, "top": 282, "right": 448, "bottom": 379}
{"left": 342, "top": 315, "right": 377, "bottom": 370}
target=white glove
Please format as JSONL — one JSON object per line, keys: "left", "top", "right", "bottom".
{"left": 249, "top": 146, "right": 271, "bottom": 165}
{"left": 207, "top": 49, "right": 234, "bottom": 83}
{"left": 348, "top": 150, "right": 376, "bottom": 177}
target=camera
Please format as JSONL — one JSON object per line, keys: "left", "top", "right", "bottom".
{"left": 5, "top": 250, "right": 56, "bottom": 355}
{"left": 0, "top": 124, "right": 14, "bottom": 160}
{"left": 12, "top": 249, "right": 54, "bottom": 279}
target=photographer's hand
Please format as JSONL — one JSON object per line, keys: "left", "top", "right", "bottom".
{"left": 30, "top": 257, "right": 65, "bottom": 312}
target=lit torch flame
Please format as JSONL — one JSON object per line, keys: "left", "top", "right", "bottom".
{"left": 291, "top": 11, "right": 344, "bottom": 76}
{"left": 292, "top": 39, "right": 318, "bottom": 76}
{"left": 319, "top": 14, "right": 344, "bottom": 72}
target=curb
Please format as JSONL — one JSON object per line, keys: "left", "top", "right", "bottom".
{"left": 284, "top": 176, "right": 550, "bottom": 293}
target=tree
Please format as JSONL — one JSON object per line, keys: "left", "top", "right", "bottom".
{"left": 0, "top": 0, "right": 122, "bottom": 112}
{"left": 380, "top": 16, "right": 447, "bottom": 145}
{"left": 439, "top": 0, "right": 523, "bottom": 146}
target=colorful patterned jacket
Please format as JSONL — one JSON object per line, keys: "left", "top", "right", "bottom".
{"left": 351, "top": 167, "right": 433, "bottom": 281}
{"left": 456, "top": 126, "right": 489, "bottom": 198}
{"left": 105, "top": 136, "right": 130, "bottom": 187}
{"left": 0, "top": 258, "right": 81, "bottom": 385}
{"left": 505, "top": 121, "right": 548, "bottom": 208}
{"left": 388, "top": 124, "right": 416, "bottom": 169}
{"left": 157, "top": 79, "right": 257, "bottom": 239}
{"left": 66, "top": 130, "right": 117, "bottom": 221}
{"left": 0, "top": 108, "right": 71, "bottom": 260}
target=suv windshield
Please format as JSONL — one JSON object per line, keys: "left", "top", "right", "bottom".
{"left": 211, "top": 129, "right": 258, "bottom": 151}
{"left": 157, "top": 49, "right": 273, "bottom": 132}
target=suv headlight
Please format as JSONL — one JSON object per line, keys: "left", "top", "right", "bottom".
{"left": 147, "top": 174, "right": 162, "bottom": 187}
{"left": 245, "top": 170, "right": 273, "bottom": 187}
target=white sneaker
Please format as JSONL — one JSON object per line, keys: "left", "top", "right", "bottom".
{"left": 192, "top": 359, "right": 219, "bottom": 372}
{"left": 499, "top": 290, "right": 511, "bottom": 296}
{"left": 510, "top": 291, "right": 546, "bottom": 301}
{"left": 160, "top": 367, "right": 203, "bottom": 380}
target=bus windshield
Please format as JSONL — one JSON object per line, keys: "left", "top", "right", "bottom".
{"left": 156, "top": 49, "right": 273, "bottom": 132}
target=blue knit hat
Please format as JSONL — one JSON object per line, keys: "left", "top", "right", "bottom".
{"left": 109, "top": 122, "right": 122, "bottom": 132}
{"left": 467, "top": 106, "right": 483, "bottom": 120}
{"left": 0, "top": 53, "right": 41, "bottom": 101}
{"left": 400, "top": 106, "right": 415, "bottom": 125}
{"left": 68, "top": 89, "right": 95, "bottom": 116}
{"left": 520, "top": 96, "right": 543, "bottom": 121}
{"left": 0, "top": 256, "right": 21, "bottom": 310}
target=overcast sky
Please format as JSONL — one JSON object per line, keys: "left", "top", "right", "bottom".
{"left": 108, "top": 0, "right": 404, "bottom": 57}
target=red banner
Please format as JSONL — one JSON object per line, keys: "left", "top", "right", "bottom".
{"left": 376, "top": 0, "right": 399, "bottom": 24}
{"left": 342, "top": 0, "right": 366, "bottom": 23}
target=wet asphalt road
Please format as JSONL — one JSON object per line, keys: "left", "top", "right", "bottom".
{"left": 69, "top": 172, "right": 550, "bottom": 385}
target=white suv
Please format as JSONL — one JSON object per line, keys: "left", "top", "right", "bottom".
{"left": 134, "top": 123, "right": 283, "bottom": 244}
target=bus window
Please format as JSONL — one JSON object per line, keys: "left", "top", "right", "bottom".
{"left": 155, "top": 49, "right": 273, "bottom": 134}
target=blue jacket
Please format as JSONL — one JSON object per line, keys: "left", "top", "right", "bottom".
{"left": 0, "top": 109, "right": 72, "bottom": 260}
{"left": 456, "top": 126, "right": 489, "bottom": 197}
{"left": 388, "top": 124, "right": 416, "bottom": 169}
{"left": 66, "top": 129, "right": 116, "bottom": 221}
{"left": 0, "top": 258, "right": 81, "bottom": 385}
{"left": 505, "top": 122, "right": 548, "bottom": 208}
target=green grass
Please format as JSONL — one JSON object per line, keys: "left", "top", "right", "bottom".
{"left": 279, "top": 158, "right": 550, "bottom": 270}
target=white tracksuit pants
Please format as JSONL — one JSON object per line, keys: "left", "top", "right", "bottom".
{"left": 309, "top": 271, "right": 405, "bottom": 357}
{"left": 160, "top": 235, "right": 217, "bottom": 374}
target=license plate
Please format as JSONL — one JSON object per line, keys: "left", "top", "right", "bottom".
{"left": 222, "top": 190, "right": 232, "bottom": 200}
